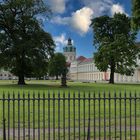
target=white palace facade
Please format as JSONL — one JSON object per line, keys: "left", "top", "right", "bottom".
{"left": 63, "top": 38, "right": 140, "bottom": 83}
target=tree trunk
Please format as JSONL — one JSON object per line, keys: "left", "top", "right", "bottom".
{"left": 61, "top": 74, "right": 67, "bottom": 87}
{"left": 17, "top": 50, "right": 26, "bottom": 85}
{"left": 109, "top": 70, "right": 114, "bottom": 84}
{"left": 109, "top": 63, "right": 115, "bottom": 84}
{"left": 56, "top": 75, "right": 59, "bottom": 80}
{"left": 18, "top": 73, "right": 26, "bottom": 85}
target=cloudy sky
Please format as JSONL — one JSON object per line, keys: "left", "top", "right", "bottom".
{"left": 42, "top": 0, "right": 138, "bottom": 58}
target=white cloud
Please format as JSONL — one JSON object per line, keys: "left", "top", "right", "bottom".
{"left": 50, "top": 0, "right": 128, "bottom": 35}
{"left": 81, "top": 0, "right": 128, "bottom": 17}
{"left": 82, "top": 0, "right": 113, "bottom": 17}
{"left": 52, "top": 7, "right": 93, "bottom": 35}
{"left": 54, "top": 33, "right": 67, "bottom": 51}
{"left": 51, "top": 16, "right": 69, "bottom": 25}
{"left": 111, "top": 4, "right": 128, "bottom": 16}
{"left": 70, "top": 7, "right": 93, "bottom": 34}
{"left": 48, "top": 0, "right": 66, "bottom": 14}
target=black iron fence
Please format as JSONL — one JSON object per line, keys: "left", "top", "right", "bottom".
{"left": 0, "top": 91, "right": 140, "bottom": 140}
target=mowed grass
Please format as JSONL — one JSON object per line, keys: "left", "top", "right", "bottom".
{"left": 0, "top": 80, "right": 140, "bottom": 139}
{"left": 0, "top": 79, "right": 140, "bottom": 94}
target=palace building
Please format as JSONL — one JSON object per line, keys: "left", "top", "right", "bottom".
{"left": 64, "top": 38, "right": 140, "bottom": 83}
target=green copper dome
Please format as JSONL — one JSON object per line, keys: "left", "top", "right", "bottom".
{"left": 63, "top": 38, "right": 76, "bottom": 52}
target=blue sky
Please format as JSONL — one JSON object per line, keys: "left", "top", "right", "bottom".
{"left": 42, "top": 0, "right": 138, "bottom": 58}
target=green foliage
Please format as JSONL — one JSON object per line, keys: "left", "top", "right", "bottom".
{"left": 91, "top": 13, "right": 139, "bottom": 83}
{"left": 132, "top": 0, "right": 140, "bottom": 30}
{"left": 0, "top": 0, "right": 54, "bottom": 84}
{"left": 48, "top": 53, "right": 67, "bottom": 80}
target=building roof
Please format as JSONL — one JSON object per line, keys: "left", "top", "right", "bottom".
{"left": 82, "top": 58, "right": 93, "bottom": 63}
{"left": 76, "top": 56, "right": 93, "bottom": 63}
{"left": 76, "top": 56, "right": 86, "bottom": 61}
{"left": 63, "top": 38, "right": 76, "bottom": 53}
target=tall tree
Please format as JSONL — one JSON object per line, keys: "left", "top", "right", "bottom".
{"left": 91, "top": 13, "right": 138, "bottom": 84}
{"left": 132, "top": 0, "right": 140, "bottom": 30}
{"left": 48, "top": 53, "right": 67, "bottom": 86}
{"left": 0, "top": 0, "right": 54, "bottom": 85}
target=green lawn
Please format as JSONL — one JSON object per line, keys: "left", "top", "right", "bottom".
{"left": 0, "top": 80, "right": 140, "bottom": 139}
{"left": 0, "top": 80, "right": 140, "bottom": 94}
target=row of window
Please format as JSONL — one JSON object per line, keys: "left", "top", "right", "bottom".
{"left": 71, "top": 73, "right": 138, "bottom": 82}
{"left": 78, "top": 64, "right": 98, "bottom": 72}
{"left": 114, "top": 73, "right": 136, "bottom": 82}
{"left": 63, "top": 47, "right": 76, "bottom": 52}
{"left": 70, "top": 63, "right": 99, "bottom": 73}
{"left": 77, "top": 73, "right": 104, "bottom": 80}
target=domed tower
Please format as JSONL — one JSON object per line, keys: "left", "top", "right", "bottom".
{"left": 63, "top": 38, "right": 76, "bottom": 63}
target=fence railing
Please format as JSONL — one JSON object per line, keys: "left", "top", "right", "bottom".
{"left": 0, "top": 91, "right": 140, "bottom": 140}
